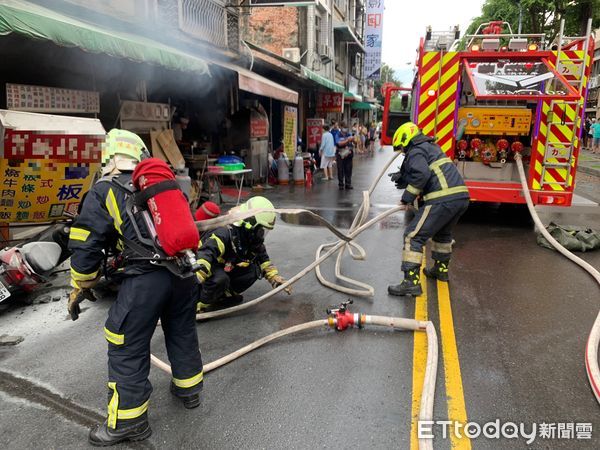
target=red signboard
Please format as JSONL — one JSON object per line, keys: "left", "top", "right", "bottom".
{"left": 4, "top": 132, "right": 104, "bottom": 162}
{"left": 250, "top": 117, "right": 268, "bottom": 138}
{"left": 317, "top": 92, "right": 344, "bottom": 113}
{"left": 306, "top": 118, "right": 324, "bottom": 150}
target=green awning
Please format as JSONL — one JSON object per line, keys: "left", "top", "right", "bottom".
{"left": 301, "top": 66, "right": 345, "bottom": 92}
{"left": 350, "top": 101, "right": 376, "bottom": 110}
{"left": 344, "top": 91, "right": 363, "bottom": 102}
{"left": 0, "top": 0, "right": 210, "bottom": 76}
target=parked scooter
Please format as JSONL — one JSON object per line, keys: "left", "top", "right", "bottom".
{"left": 0, "top": 221, "right": 72, "bottom": 303}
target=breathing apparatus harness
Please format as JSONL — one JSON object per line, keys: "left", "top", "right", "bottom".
{"left": 101, "top": 174, "right": 201, "bottom": 279}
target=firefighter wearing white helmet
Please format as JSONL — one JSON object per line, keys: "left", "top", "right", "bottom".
{"left": 387, "top": 122, "right": 470, "bottom": 297}
{"left": 69, "top": 129, "right": 204, "bottom": 445}
{"left": 195, "top": 196, "right": 290, "bottom": 311}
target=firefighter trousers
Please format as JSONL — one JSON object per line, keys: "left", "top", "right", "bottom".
{"left": 199, "top": 263, "right": 260, "bottom": 304}
{"left": 104, "top": 269, "right": 203, "bottom": 428}
{"left": 401, "top": 198, "right": 469, "bottom": 271}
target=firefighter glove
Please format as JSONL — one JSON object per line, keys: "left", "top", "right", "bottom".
{"left": 68, "top": 288, "right": 97, "bottom": 321}
{"left": 196, "top": 269, "right": 209, "bottom": 284}
{"left": 266, "top": 273, "right": 292, "bottom": 295}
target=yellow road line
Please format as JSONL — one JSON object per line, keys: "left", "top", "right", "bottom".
{"left": 410, "top": 264, "right": 428, "bottom": 450}
{"left": 438, "top": 280, "right": 471, "bottom": 449}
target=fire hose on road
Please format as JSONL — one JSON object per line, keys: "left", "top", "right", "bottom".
{"left": 150, "top": 151, "right": 441, "bottom": 449}
{"left": 515, "top": 154, "right": 600, "bottom": 405}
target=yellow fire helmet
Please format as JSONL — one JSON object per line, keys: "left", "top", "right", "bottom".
{"left": 236, "top": 196, "right": 276, "bottom": 230}
{"left": 392, "top": 122, "right": 420, "bottom": 150}
{"left": 102, "top": 129, "right": 146, "bottom": 165}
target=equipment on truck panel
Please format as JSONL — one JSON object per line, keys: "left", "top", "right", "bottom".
{"left": 380, "top": 18, "right": 594, "bottom": 206}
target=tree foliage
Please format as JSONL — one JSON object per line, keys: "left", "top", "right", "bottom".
{"left": 466, "top": 0, "right": 600, "bottom": 42}
{"left": 373, "top": 63, "right": 402, "bottom": 105}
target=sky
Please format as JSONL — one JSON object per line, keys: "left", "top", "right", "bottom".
{"left": 381, "top": 0, "right": 486, "bottom": 84}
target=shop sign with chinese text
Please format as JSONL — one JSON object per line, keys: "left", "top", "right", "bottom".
{"left": 317, "top": 92, "right": 344, "bottom": 113}
{"left": 306, "top": 118, "right": 324, "bottom": 150}
{"left": 282, "top": 106, "right": 298, "bottom": 159}
{"left": 364, "top": 0, "right": 385, "bottom": 80}
{"left": 6, "top": 83, "right": 100, "bottom": 114}
{"left": 0, "top": 131, "right": 103, "bottom": 222}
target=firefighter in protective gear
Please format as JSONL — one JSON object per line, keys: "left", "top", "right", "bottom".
{"left": 195, "top": 196, "right": 290, "bottom": 311}
{"left": 68, "top": 129, "right": 204, "bottom": 446}
{"left": 387, "top": 122, "right": 470, "bottom": 297}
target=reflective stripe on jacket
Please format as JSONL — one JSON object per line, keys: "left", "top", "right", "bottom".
{"left": 68, "top": 173, "right": 156, "bottom": 282}
{"left": 400, "top": 134, "right": 469, "bottom": 205}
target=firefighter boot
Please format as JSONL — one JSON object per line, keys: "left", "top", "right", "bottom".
{"left": 88, "top": 415, "right": 151, "bottom": 447}
{"left": 424, "top": 260, "right": 450, "bottom": 282}
{"left": 170, "top": 382, "right": 202, "bottom": 409}
{"left": 388, "top": 269, "right": 422, "bottom": 297}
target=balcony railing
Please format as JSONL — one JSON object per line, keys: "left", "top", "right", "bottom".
{"left": 178, "top": 0, "right": 238, "bottom": 51}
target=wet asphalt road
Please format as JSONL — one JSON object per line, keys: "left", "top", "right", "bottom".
{"left": 1, "top": 148, "right": 599, "bottom": 449}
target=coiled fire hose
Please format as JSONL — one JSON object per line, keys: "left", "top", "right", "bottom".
{"left": 515, "top": 154, "right": 600, "bottom": 404}
{"left": 150, "top": 152, "right": 440, "bottom": 449}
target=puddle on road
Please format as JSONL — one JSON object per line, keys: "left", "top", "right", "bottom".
{"left": 281, "top": 208, "right": 409, "bottom": 230}
{"left": 0, "top": 370, "right": 154, "bottom": 449}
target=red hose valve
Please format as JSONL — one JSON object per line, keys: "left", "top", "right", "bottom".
{"left": 326, "top": 300, "right": 366, "bottom": 331}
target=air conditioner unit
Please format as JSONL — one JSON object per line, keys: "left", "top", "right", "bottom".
{"left": 282, "top": 47, "right": 301, "bottom": 63}
{"left": 589, "top": 75, "right": 600, "bottom": 90}
{"left": 319, "top": 44, "right": 333, "bottom": 62}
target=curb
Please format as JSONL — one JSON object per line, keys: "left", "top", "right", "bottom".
{"left": 578, "top": 165, "right": 600, "bottom": 178}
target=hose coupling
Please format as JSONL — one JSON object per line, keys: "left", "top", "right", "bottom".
{"left": 326, "top": 300, "right": 366, "bottom": 331}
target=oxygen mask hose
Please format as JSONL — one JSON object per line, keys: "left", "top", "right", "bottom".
{"left": 515, "top": 153, "right": 600, "bottom": 404}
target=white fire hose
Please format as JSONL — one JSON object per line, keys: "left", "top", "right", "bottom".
{"left": 150, "top": 151, "right": 440, "bottom": 449}
{"left": 515, "top": 154, "right": 600, "bottom": 404}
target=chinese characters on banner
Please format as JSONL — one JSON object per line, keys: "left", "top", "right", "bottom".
{"left": 282, "top": 106, "right": 298, "bottom": 160}
{"left": 6, "top": 83, "right": 100, "bottom": 114}
{"left": 364, "top": 0, "right": 385, "bottom": 80}
{"left": 0, "top": 131, "right": 103, "bottom": 223}
{"left": 306, "top": 119, "right": 325, "bottom": 150}
{"left": 316, "top": 92, "right": 344, "bottom": 113}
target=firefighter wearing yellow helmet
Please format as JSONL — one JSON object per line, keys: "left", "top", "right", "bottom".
{"left": 195, "top": 196, "right": 290, "bottom": 311}
{"left": 388, "top": 122, "right": 470, "bottom": 297}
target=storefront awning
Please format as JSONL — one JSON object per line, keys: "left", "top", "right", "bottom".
{"left": 301, "top": 66, "right": 345, "bottom": 93}
{"left": 214, "top": 60, "right": 298, "bottom": 104}
{"left": 0, "top": 0, "right": 210, "bottom": 76}
{"left": 333, "top": 23, "right": 366, "bottom": 53}
{"left": 350, "top": 101, "right": 376, "bottom": 110}
{"left": 344, "top": 91, "right": 363, "bottom": 102}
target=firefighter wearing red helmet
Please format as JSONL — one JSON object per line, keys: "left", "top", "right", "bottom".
{"left": 388, "top": 122, "right": 470, "bottom": 297}
{"left": 68, "top": 129, "right": 204, "bottom": 446}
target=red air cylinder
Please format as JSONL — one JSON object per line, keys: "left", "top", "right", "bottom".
{"left": 132, "top": 158, "right": 199, "bottom": 256}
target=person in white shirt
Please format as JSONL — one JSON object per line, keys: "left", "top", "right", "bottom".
{"left": 319, "top": 124, "right": 336, "bottom": 180}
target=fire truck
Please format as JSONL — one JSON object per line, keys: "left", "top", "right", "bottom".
{"left": 382, "top": 20, "right": 594, "bottom": 206}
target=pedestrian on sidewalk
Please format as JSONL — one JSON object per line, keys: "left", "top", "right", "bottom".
{"left": 335, "top": 122, "right": 355, "bottom": 190}
{"left": 367, "top": 121, "right": 377, "bottom": 155}
{"left": 584, "top": 116, "right": 592, "bottom": 149}
{"left": 319, "top": 124, "right": 336, "bottom": 181}
{"left": 387, "top": 122, "right": 469, "bottom": 297}
{"left": 591, "top": 118, "right": 600, "bottom": 153}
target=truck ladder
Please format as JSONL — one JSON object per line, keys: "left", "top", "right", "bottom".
{"left": 541, "top": 18, "right": 592, "bottom": 190}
